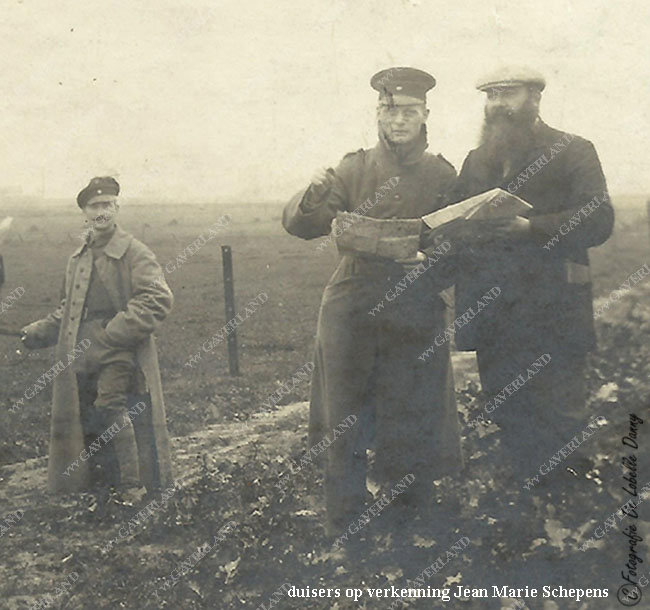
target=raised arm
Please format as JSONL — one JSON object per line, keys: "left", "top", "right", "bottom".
{"left": 282, "top": 157, "right": 356, "bottom": 240}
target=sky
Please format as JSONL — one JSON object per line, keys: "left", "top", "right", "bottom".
{"left": 0, "top": 0, "right": 648, "bottom": 202}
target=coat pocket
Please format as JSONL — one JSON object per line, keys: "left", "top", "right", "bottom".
{"left": 76, "top": 319, "right": 135, "bottom": 372}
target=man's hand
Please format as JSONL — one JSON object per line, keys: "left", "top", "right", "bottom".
{"left": 395, "top": 250, "right": 427, "bottom": 273}
{"left": 309, "top": 167, "right": 335, "bottom": 199}
{"left": 467, "top": 216, "right": 531, "bottom": 242}
{"left": 422, "top": 218, "right": 470, "bottom": 252}
{"left": 20, "top": 323, "right": 43, "bottom": 350}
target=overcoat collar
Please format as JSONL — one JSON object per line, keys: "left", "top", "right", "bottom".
{"left": 376, "top": 125, "right": 429, "bottom": 167}
{"left": 72, "top": 224, "right": 133, "bottom": 259}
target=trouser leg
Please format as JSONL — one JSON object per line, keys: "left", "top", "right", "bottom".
{"left": 476, "top": 344, "right": 587, "bottom": 524}
{"left": 78, "top": 373, "right": 117, "bottom": 488}
{"left": 94, "top": 361, "right": 141, "bottom": 487}
{"left": 478, "top": 347, "right": 587, "bottom": 475}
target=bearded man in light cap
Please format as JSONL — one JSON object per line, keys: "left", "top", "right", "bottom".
{"left": 283, "top": 67, "right": 462, "bottom": 537}
{"left": 423, "top": 67, "right": 614, "bottom": 535}
{"left": 21, "top": 177, "right": 174, "bottom": 495}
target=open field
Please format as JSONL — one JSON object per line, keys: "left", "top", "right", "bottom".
{"left": 1, "top": 195, "right": 647, "bottom": 462}
{"left": 1, "top": 200, "right": 329, "bottom": 464}
{"left": 0, "top": 196, "right": 649, "bottom": 609}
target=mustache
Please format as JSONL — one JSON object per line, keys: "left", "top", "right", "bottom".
{"left": 485, "top": 101, "right": 537, "bottom": 124}
{"left": 485, "top": 108, "right": 516, "bottom": 123}
{"left": 88, "top": 214, "right": 112, "bottom": 224}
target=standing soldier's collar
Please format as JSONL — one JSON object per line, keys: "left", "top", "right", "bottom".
{"left": 102, "top": 225, "right": 133, "bottom": 259}
{"left": 90, "top": 224, "right": 117, "bottom": 247}
{"left": 72, "top": 224, "right": 132, "bottom": 259}
{"left": 377, "top": 125, "right": 429, "bottom": 166}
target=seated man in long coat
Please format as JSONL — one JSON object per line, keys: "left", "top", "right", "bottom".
{"left": 282, "top": 67, "right": 463, "bottom": 536}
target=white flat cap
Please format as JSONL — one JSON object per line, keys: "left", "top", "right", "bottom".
{"left": 476, "top": 66, "right": 546, "bottom": 91}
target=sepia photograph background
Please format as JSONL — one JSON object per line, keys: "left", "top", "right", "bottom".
{"left": 1, "top": 1, "right": 649, "bottom": 609}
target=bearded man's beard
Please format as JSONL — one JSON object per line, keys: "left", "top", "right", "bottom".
{"left": 479, "top": 100, "right": 539, "bottom": 169}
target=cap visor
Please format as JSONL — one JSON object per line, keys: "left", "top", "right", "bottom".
{"left": 477, "top": 81, "right": 544, "bottom": 91}
{"left": 379, "top": 93, "right": 425, "bottom": 106}
{"left": 85, "top": 194, "right": 118, "bottom": 206}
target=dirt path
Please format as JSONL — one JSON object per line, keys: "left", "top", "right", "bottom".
{"left": 0, "top": 351, "right": 480, "bottom": 513}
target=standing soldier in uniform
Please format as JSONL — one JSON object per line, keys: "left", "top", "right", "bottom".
{"left": 427, "top": 67, "right": 614, "bottom": 535}
{"left": 21, "top": 177, "right": 174, "bottom": 495}
{"left": 283, "top": 67, "right": 463, "bottom": 537}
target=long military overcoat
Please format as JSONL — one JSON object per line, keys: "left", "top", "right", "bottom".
{"left": 27, "top": 226, "right": 174, "bottom": 493}
{"left": 283, "top": 133, "right": 463, "bottom": 520}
